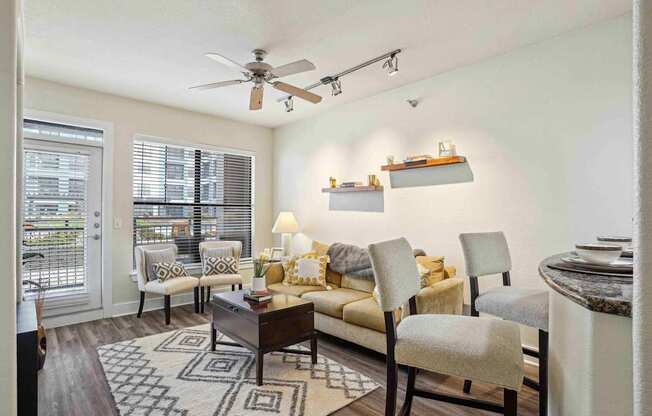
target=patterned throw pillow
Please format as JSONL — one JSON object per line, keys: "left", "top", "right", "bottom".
{"left": 282, "top": 252, "right": 329, "bottom": 287}
{"left": 152, "top": 262, "right": 188, "bottom": 282}
{"left": 203, "top": 256, "right": 238, "bottom": 275}
{"left": 144, "top": 247, "right": 176, "bottom": 281}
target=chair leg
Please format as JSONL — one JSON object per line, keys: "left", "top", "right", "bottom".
{"left": 385, "top": 361, "right": 398, "bottom": 416}
{"left": 200, "top": 287, "right": 205, "bottom": 314}
{"left": 193, "top": 287, "right": 199, "bottom": 313}
{"left": 238, "top": 283, "right": 242, "bottom": 290}
{"left": 539, "top": 330, "right": 549, "bottom": 416}
{"left": 504, "top": 389, "right": 517, "bottom": 416}
{"left": 398, "top": 366, "right": 416, "bottom": 416}
{"left": 164, "top": 295, "right": 171, "bottom": 325}
{"left": 231, "top": 284, "right": 235, "bottom": 291}
{"left": 137, "top": 291, "right": 145, "bottom": 318}
{"left": 463, "top": 380, "right": 472, "bottom": 394}
{"left": 207, "top": 286, "right": 211, "bottom": 306}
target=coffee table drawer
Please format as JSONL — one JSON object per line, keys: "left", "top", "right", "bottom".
{"left": 213, "top": 302, "right": 259, "bottom": 347}
{"left": 260, "top": 310, "right": 314, "bottom": 350}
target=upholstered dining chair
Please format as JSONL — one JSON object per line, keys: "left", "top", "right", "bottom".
{"left": 459, "top": 231, "right": 549, "bottom": 416}
{"left": 134, "top": 243, "right": 199, "bottom": 325}
{"left": 198, "top": 240, "right": 244, "bottom": 313}
{"left": 368, "top": 238, "right": 524, "bottom": 416}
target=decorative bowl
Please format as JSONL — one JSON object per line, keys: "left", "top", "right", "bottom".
{"left": 575, "top": 243, "right": 623, "bottom": 265}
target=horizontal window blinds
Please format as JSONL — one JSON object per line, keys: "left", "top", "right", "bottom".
{"left": 24, "top": 119, "right": 103, "bottom": 146}
{"left": 133, "top": 140, "right": 254, "bottom": 265}
{"left": 23, "top": 149, "right": 89, "bottom": 293}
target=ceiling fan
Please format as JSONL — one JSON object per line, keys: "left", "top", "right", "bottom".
{"left": 190, "top": 49, "right": 322, "bottom": 111}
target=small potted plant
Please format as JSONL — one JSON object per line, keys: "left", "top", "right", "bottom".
{"left": 252, "top": 258, "right": 270, "bottom": 293}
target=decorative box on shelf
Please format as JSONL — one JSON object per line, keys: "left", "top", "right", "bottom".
{"left": 381, "top": 156, "right": 466, "bottom": 171}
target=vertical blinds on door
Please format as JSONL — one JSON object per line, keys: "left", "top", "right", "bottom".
{"left": 132, "top": 140, "right": 254, "bottom": 265}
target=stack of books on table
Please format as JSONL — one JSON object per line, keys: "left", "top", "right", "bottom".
{"left": 244, "top": 289, "right": 272, "bottom": 303}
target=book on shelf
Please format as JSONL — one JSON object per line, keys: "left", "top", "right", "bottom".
{"left": 244, "top": 289, "right": 272, "bottom": 303}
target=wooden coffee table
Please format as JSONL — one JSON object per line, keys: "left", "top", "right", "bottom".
{"left": 211, "top": 290, "right": 317, "bottom": 386}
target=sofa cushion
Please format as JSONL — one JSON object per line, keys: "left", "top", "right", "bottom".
{"left": 302, "top": 288, "right": 371, "bottom": 319}
{"left": 340, "top": 274, "right": 375, "bottom": 293}
{"left": 343, "top": 297, "right": 401, "bottom": 333}
{"left": 267, "top": 283, "right": 329, "bottom": 297}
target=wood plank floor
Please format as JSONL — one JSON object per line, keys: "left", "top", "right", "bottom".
{"left": 39, "top": 304, "right": 539, "bottom": 416}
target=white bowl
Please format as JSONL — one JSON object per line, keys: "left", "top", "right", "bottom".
{"left": 575, "top": 243, "right": 623, "bottom": 265}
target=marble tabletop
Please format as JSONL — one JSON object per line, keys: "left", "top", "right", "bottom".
{"left": 539, "top": 253, "right": 632, "bottom": 317}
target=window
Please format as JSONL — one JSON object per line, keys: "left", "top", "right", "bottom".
{"left": 132, "top": 140, "right": 254, "bottom": 265}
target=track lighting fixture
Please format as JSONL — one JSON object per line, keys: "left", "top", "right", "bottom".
{"left": 277, "top": 49, "right": 402, "bottom": 106}
{"left": 284, "top": 96, "right": 294, "bottom": 112}
{"left": 330, "top": 79, "right": 342, "bottom": 96}
{"left": 383, "top": 54, "right": 399, "bottom": 76}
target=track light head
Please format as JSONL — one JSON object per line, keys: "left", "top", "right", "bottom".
{"left": 330, "top": 79, "right": 342, "bottom": 96}
{"left": 383, "top": 54, "right": 399, "bottom": 76}
{"left": 284, "top": 96, "right": 294, "bottom": 112}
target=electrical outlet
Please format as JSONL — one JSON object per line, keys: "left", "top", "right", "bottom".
{"left": 113, "top": 216, "right": 122, "bottom": 229}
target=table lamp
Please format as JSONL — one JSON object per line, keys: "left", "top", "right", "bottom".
{"left": 272, "top": 212, "right": 299, "bottom": 256}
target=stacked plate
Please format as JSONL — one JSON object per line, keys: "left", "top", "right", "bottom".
{"left": 557, "top": 236, "right": 633, "bottom": 277}
{"left": 560, "top": 254, "right": 633, "bottom": 276}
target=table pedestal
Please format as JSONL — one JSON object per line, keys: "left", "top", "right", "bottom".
{"left": 548, "top": 290, "right": 632, "bottom": 416}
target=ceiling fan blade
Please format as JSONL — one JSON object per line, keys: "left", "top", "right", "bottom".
{"left": 270, "top": 59, "right": 316, "bottom": 78}
{"left": 205, "top": 52, "right": 250, "bottom": 73}
{"left": 272, "top": 81, "right": 322, "bottom": 104}
{"left": 189, "top": 79, "right": 245, "bottom": 90}
{"left": 250, "top": 86, "right": 264, "bottom": 111}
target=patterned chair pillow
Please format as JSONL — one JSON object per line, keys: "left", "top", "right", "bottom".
{"left": 152, "top": 262, "right": 188, "bottom": 282}
{"left": 203, "top": 256, "right": 238, "bottom": 275}
{"left": 144, "top": 247, "right": 176, "bottom": 281}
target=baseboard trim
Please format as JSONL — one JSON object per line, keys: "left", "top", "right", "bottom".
{"left": 111, "top": 292, "right": 195, "bottom": 317}
{"left": 43, "top": 308, "right": 105, "bottom": 329}
{"left": 111, "top": 284, "right": 251, "bottom": 318}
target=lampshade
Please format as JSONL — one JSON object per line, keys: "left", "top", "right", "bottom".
{"left": 272, "top": 212, "right": 300, "bottom": 234}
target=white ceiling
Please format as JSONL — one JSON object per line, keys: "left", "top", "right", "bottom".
{"left": 24, "top": 0, "right": 631, "bottom": 128}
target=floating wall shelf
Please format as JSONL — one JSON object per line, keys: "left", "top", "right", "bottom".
{"left": 381, "top": 156, "right": 466, "bottom": 171}
{"left": 321, "top": 186, "right": 384, "bottom": 193}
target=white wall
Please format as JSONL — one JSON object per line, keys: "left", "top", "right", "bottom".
{"left": 0, "top": 0, "right": 18, "bottom": 414}
{"left": 24, "top": 78, "right": 274, "bottom": 310}
{"left": 273, "top": 16, "right": 633, "bottom": 347}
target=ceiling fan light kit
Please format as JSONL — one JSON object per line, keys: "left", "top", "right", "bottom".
{"left": 191, "top": 48, "right": 402, "bottom": 112}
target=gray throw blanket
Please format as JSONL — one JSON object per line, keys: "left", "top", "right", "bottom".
{"left": 327, "top": 243, "right": 375, "bottom": 279}
{"left": 327, "top": 242, "right": 426, "bottom": 280}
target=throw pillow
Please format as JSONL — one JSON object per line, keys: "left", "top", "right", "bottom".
{"left": 152, "top": 262, "right": 188, "bottom": 282}
{"left": 144, "top": 247, "right": 176, "bottom": 281}
{"left": 415, "top": 255, "right": 446, "bottom": 285}
{"left": 311, "top": 240, "right": 330, "bottom": 256}
{"left": 282, "top": 252, "right": 329, "bottom": 288}
{"left": 203, "top": 256, "right": 238, "bottom": 275}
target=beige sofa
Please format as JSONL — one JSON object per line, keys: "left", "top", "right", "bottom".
{"left": 265, "top": 242, "right": 464, "bottom": 354}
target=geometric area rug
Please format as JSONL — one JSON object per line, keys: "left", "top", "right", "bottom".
{"left": 97, "top": 324, "right": 379, "bottom": 416}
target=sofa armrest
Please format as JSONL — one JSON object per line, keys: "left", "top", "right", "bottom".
{"left": 265, "top": 262, "right": 285, "bottom": 285}
{"left": 415, "top": 277, "right": 464, "bottom": 316}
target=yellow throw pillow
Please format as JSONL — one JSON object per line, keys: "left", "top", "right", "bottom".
{"left": 311, "top": 240, "right": 330, "bottom": 256}
{"left": 415, "top": 256, "right": 446, "bottom": 286}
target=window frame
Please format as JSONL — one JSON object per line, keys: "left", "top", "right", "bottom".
{"left": 131, "top": 134, "right": 256, "bottom": 268}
